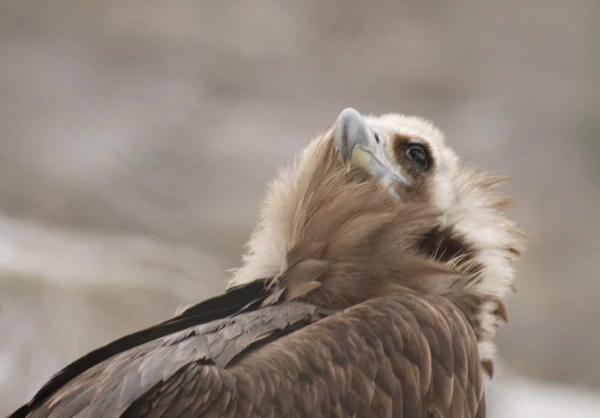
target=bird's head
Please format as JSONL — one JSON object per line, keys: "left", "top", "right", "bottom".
{"left": 333, "top": 107, "right": 454, "bottom": 207}
{"left": 229, "top": 107, "right": 526, "bottom": 371}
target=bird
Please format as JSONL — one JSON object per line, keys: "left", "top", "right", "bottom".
{"left": 9, "top": 107, "right": 525, "bottom": 418}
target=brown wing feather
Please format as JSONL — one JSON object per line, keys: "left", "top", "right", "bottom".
{"left": 23, "top": 302, "right": 326, "bottom": 418}
{"left": 10, "top": 279, "right": 273, "bottom": 418}
{"left": 121, "top": 294, "right": 485, "bottom": 418}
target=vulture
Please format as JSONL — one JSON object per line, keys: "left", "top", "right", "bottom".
{"left": 10, "top": 108, "right": 525, "bottom": 418}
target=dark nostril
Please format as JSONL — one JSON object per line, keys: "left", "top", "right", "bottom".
{"left": 374, "top": 133, "right": 380, "bottom": 144}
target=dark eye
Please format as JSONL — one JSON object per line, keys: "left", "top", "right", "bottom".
{"left": 406, "top": 144, "right": 429, "bottom": 171}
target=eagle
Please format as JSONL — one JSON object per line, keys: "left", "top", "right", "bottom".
{"left": 10, "top": 108, "right": 525, "bottom": 418}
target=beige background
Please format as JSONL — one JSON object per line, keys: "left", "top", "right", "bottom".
{"left": 0, "top": 1, "right": 598, "bottom": 416}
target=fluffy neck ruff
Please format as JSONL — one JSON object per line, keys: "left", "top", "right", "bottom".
{"left": 419, "top": 167, "right": 526, "bottom": 373}
{"left": 229, "top": 129, "right": 526, "bottom": 373}
{"left": 230, "top": 132, "right": 452, "bottom": 299}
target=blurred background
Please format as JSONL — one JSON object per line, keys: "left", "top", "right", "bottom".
{"left": 0, "top": 1, "right": 598, "bottom": 416}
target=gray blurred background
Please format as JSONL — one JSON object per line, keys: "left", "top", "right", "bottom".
{"left": 0, "top": 1, "right": 598, "bottom": 416}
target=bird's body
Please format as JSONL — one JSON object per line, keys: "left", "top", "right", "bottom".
{"left": 10, "top": 108, "right": 525, "bottom": 418}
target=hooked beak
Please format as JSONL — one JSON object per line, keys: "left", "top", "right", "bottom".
{"left": 333, "top": 107, "right": 409, "bottom": 187}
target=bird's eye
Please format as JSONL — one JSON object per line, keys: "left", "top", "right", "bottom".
{"left": 406, "top": 144, "right": 429, "bottom": 171}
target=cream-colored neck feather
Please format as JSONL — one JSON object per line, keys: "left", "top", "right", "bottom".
{"left": 228, "top": 131, "right": 336, "bottom": 289}
{"left": 433, "top": 166, "right": 526, "bottom": 365}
